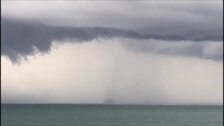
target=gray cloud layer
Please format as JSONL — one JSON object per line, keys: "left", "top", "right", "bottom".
{"left": 2, "top": 1, "right": 222, "bottom": 35}
{"left": 1, "top": 18, "right": 223, "bottom": 62}
{"left": 2, "top": 1, "right": 223, "bottom": 62}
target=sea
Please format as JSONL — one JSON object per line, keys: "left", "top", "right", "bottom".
{"left": 1, "top": 104, "right": 223, "bottom": 126}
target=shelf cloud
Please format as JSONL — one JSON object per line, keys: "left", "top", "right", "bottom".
{"left": 1, "top": 18, "right": 223, "bottom": 62}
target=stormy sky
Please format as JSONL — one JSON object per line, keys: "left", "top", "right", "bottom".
{"left": 1, "top": 1, "right": 223, "bottom": 104}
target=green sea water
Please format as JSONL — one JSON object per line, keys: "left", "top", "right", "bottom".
{"left": 1, "top": 104, "right": 223, "bottom": 126}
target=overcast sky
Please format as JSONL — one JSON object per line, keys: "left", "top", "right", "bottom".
{"left": 1, "top": 0, "right": 223, "bottom": 104}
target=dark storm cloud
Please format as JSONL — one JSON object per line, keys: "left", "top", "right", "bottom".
{"left": 1, "top": 18, "right": 223, "bottom": 62}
